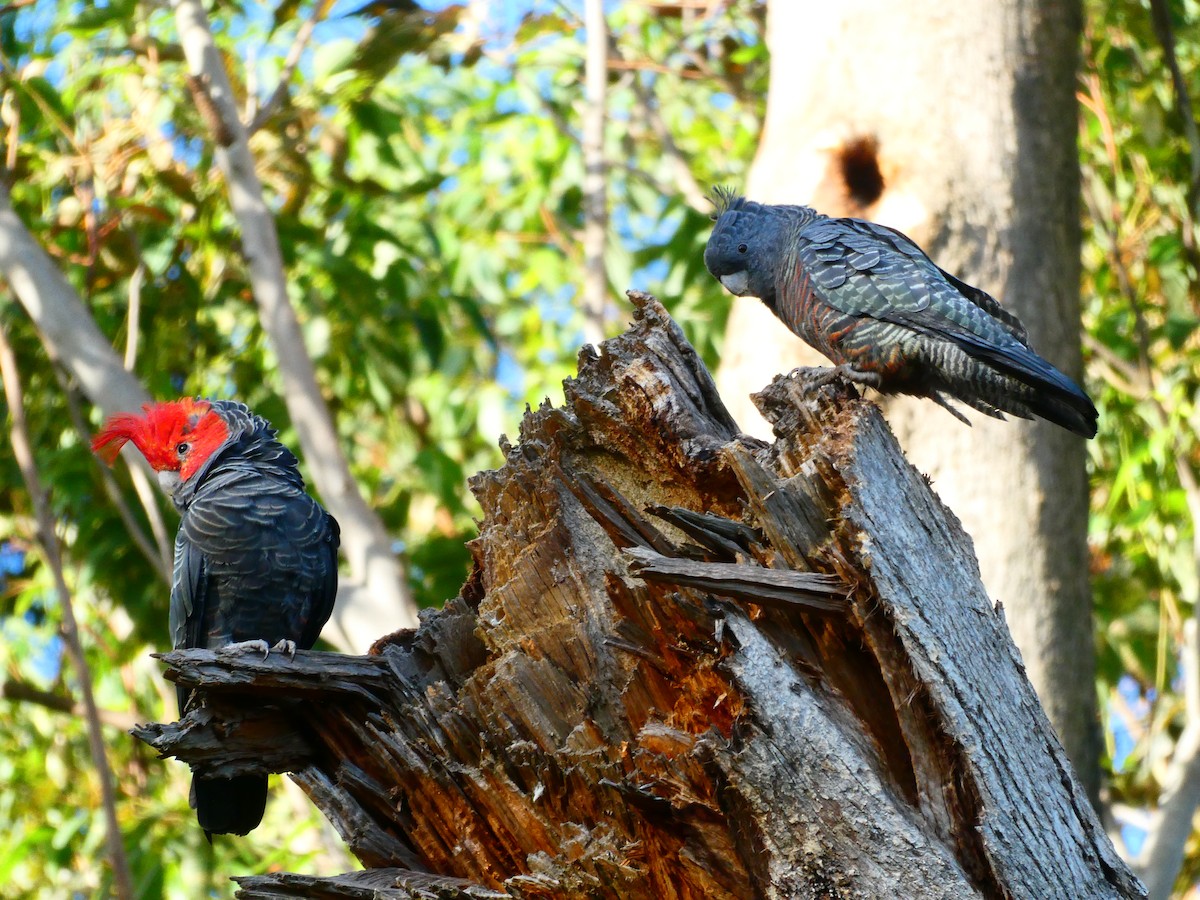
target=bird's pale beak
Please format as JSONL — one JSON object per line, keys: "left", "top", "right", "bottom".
{"left": 719, "top": 271, "right": 750, "bottom": 295}
{"left": 158, "top": 470, "right": 181, "bottom": 497}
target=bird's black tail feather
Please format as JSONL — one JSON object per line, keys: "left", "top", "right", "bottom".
{"left": 955, "top": 335, "right": 1098, "bottom": 438}
{"left": 1022, "top": 387, "right": 1098, "bottom": 439}
{"left": 192, "top": 774, "right": 268, "bottom": 840}
{"left": 997, "top": 347, "right": 1098, "bottom": 438}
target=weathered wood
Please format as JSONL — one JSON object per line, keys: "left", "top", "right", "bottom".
{"left": 133, "top": 291, "right": 1142, "bottom": 898}
{"left": 622, "top": 547, "right": 849, "bottom": 614}
{"left": 233, "top": 868, "right": 508, "bottom": 899}
{"left": 132, "top": 705, "right": 313, "bottom": 777}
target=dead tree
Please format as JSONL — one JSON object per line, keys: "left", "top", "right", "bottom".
{"left": 134, "top": 292, "right": 1144, "bottom": 899}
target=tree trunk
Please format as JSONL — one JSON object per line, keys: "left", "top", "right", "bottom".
{"left": 134, "top": 293, "right": 1139, "bottom": 899}
{"left": 716, "top": 0, "right": 1099, "bottom": 802}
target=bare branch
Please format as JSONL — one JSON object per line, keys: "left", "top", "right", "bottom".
{"left": 59, "top": 368, "right": 174, "bottom": 580}
{"left": 1081, "top": 333, "right": 1145, "bottom": 398}
{"left": 2, "top": 678, "right": 142, "bottom": 732}
{"left": 123, "top": 261, "right": 145, "bottom": 372}
{"left": 1147, "top": 0, "right": 1200, "bottom": 220}
{"left": 1138, "top": 621, "right": 1200, "bottom": 899}
{"left": 0, "top": 321, "right": 135, "bottom": 900}
{"left": 170, "top": 0, "right": 417, "bottom": 649}
{"left": 624, "top": 64, "right": 709, "bottom": 211}
{"left": 248, "top": 0, "right": 331, "bottom": 135}
{"left": 128, "top": 462, "right": 175, "bottom": 576}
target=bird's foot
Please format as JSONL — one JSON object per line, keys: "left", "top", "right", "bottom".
{"left": 217, "top": 639, "right": 298, "bottom": 661}
{"left": 788, "top": 365, "right": 881, "bottom": 392}
{"left": 218, "top": 639, "right": 272, "bottom": 660}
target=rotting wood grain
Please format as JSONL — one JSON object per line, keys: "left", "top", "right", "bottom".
{"left": 233, "top": 868, "right": 508, "bottom": 899}
{"left": 622, "top": 546, "right": 848, "bottom": 613}
{"left": 133, "top": 291, "right": 1143, "bottom": 899}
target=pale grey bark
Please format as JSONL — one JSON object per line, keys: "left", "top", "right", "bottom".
{"left": 716, "top": 0, "right": 1099, "bottom": 802}
{"left": 171, "top": 0, "right": 417, "bottom": 648}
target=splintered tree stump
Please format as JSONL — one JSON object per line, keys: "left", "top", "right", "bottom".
{"left": 133, "top": 292, "right": 1144, "bottom": 899}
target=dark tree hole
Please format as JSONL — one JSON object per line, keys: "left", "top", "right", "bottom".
{"left": 840, "top": 137, "right": 885, "bottom": 208}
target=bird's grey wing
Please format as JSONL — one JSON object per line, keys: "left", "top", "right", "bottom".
{"left": 169, "top": 529, "right": 207, "bottom": 717}
{"left": 170, "top": 529, "right": 206, "bottom": 652}
{"left": 180, "top": 468, "right": 337, "bottom": 648}
{"left": 298, "top": 512, "right": 339, "bottom": 650}
{"left": 934, "top": 265, "right": 1029, "bottom": 344}
{"left": 797, "top": 218, "right": 945, "bottom": 318}
{"left": 866, "top": 222, "right": 1031, "bottom": 343}
{"left": 796, "top": 217, "right": 1084, "bottom": 399}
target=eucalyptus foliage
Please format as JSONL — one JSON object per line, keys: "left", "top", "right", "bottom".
{"left": 1083, "top": 0, "right": 1200, "bottom": 887}
{"left": 7, "top": 0, "right": 1200, "bottom": 895}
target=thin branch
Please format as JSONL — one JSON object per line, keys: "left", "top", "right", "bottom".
{"left": 0, "top": 321, "right": 134, "bottom": 900}
{"left": 3, "top": 77, "right": 19, "bottom": 173}
{"left": 247, "top": 0, "right": 330, "bottom": 135}
{"left": 1081, "top": 333, "right": 1145, "bottom": 399}
{"left": 1078, "top": 77, "right": 1119, "bottom": 189}
{"left": 539, "top": 9, "right": 707, "bottom": 217}
{"left": 1147, "top": 0, "right": 1200, "bottom": 221}
{"left": 54, "top": 366, "right": 172, "bottom": 582}
{"left": 169, "top": 0, "right": 416, "bottom": 649}
{"left": 614, "top": 42, "right": 708, "bottom": 212}
{"left": 606, "top": 57, "right": 707, "bottom": 79}
{"left": 580, "top": 0, "right": 609, "bottom": 345}
{"left": 244, "top": 44, "right": 258, "bottom": 123}
{"left": 123, "top": 261, "right": 144, "bottom": 372}
{"left": 2, "top": 678, "right": 141, "bottom": 731}
{"left": 128, "top": 461, "right": 174, "bottom": 574}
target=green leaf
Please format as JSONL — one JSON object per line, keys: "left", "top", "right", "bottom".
{"left": 67, "top": 0, "right": 136, "bottom": 33}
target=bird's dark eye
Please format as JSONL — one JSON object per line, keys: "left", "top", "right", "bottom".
{"left": 737, "top": 243, "right": 748, "bottom": 254}
{"left": 176, "top": 442, "right": 190, "bottom": 457}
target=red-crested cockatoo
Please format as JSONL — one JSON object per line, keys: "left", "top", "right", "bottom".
{"left": 93, "top": 398, "right": 339, "bottom": 838}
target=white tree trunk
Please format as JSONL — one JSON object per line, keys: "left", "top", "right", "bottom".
{"left": 717, "top": 0, "right": 1098, "bottom": 801}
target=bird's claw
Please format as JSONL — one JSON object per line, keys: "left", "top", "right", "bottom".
{"left": 218, "top": 639, "right": 272, "bottom": 660}
{"left": 788, "top": 364, "right": 881, "bottom": 393}
{"left": 217, "top": 638, "right": 298, "bottom": 661}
